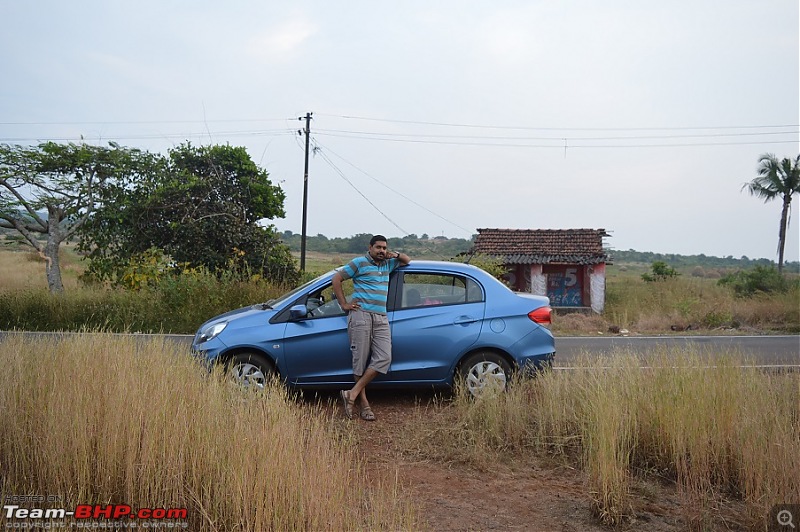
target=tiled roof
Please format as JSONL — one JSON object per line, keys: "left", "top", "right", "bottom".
{"left": 471, "top": 228, "right": 611, "bottom": 265}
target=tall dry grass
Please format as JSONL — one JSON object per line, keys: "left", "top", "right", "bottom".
{"left": 0, "top": 334, "right": 419, "bottom": 530}
{"left": 601, "top": 275, "right": 799, "bottom": 333}
{"left": 0, "top": 248, "right": 82, "bottom": 291}
{"left": 408, "top": 347, "right": 800, "bottom": 528}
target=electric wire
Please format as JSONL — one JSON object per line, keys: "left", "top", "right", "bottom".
{"left": 0, "top": 118, "right": 293, "bottom": 126}
{"left": 313, "top": 127, "right": 797, "bottom": 141}
{"left": 315, "top": 112, "right": 799, "bottom": 132}
{"left": 309, "top": 140, "right": 466, "bottom": 258}
{"left": 0, "top": 129, "right": 296, "bottom": 143}
{"left": 316, "top": 141, "right": 473, "bottom": 235}
{"left": 311, "top": 138, "right": 408, "bottom": 235}
{"left": 3, "top": 112, "right": 796, "bottom": 147}
{"left": 313, "top": 130, "right": 799, "bottom": 149}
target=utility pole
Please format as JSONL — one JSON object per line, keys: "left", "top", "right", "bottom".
{"left": 300, "top": 112, "right": 312, "bottom": 272}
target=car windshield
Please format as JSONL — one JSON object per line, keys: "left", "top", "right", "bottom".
{"left": 263, "top": 270, "right": 337, "bottom": 309}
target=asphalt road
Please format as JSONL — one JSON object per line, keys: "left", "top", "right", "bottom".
{"left": 554, "top": 335, "right": 800, "bottom": 367}
{"left": 1, "top": 331, "right": 797, "bottom": 367}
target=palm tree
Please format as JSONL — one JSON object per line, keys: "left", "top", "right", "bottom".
{"left": 742, "top": 153, "right": 800, "bottom": 273}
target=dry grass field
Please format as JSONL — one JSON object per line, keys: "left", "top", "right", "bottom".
{"left": 0, "top": 335, "right": 797, "bottom": 530}
{"left": 0, "top": 246, "right": 84, "bottom": 291}
{"left": 0, "top": 334, "right": 419, "bottom": 530}
{"left": 1, "top": 241, "right": 797, "bottom": 528}
{"left": 400, "top": 349, "right": 799, "bottom": 529}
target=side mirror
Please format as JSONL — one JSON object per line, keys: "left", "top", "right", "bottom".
{"left": 289, "top": 305, "right": 308, "bottom": 320}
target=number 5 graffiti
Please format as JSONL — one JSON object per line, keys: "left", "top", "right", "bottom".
{"left": 564, "top": 268, "right": 577, "bottom": 287}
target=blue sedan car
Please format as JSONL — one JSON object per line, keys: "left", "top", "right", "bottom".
{"left": 192, "top": 261, "right": 555, "bottom": 396}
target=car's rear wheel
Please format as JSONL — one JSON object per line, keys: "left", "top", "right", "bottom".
{"left": 227, "top": 352, "right": 275, "bottom": 390}
{"left": 458, "top": 351, "right": 512, "bottom": 397}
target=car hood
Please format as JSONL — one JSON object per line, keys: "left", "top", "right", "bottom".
{"left": 199, "top": 303, "right": 277, "bottom": 329}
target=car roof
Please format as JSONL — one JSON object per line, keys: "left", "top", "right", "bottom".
{"left": 402, "top": 260, "right": 484, "bottom": 274}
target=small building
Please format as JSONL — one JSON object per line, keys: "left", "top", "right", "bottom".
{"left": 470, "top": 228, "right": 611, "bottom": 313}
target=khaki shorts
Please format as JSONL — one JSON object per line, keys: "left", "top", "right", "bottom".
{"left": 347, "top": 309, "right": 392, "bottom": 376}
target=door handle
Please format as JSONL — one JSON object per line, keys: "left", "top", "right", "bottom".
{"left": 454, "top": 316, "right": 478, "bottom": 325}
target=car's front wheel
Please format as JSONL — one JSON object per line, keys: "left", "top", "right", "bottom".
{"left": 227, "top": 352, "right": 275, "bottom": 390}
{"left": 458, "top": 351, "right": 512, "bottom": 397}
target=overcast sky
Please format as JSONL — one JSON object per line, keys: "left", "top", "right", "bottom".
{"left": 1, "top": 1, "right": 798, "bottom": 261}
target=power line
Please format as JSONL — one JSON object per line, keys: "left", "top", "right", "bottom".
{"left": 316, "top": 141, "right": 473, "bottom": 235}
{"left": 0, "top": 129, "right": 296, "bottom": 143}
{"left": 314, "top": 127, "right": 798, "bottom": 142}
{"left": 312, "top": 140, "right": 408, "bottom": 235}
{"left": 313, "top": 131, "right": 799, "bottom": 148}
{"left": 316, "top": 112, "right": 799, "bottom": 132}
{"left": 0, "top": 118, "right": 294, "bottom": 126}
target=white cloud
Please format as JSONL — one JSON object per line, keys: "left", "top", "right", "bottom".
{"left": 247, "top": 19, "right": 317, "bottom": 64}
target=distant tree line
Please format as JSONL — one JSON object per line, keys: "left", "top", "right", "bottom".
{"left": 278, "top": 232, "right": 799, "bottom": 273}
{"left": 280, "top": 231, "right": 475, "bottom": 259}
{"left": 609, "top": 249, "right": 799, "bottom": 274}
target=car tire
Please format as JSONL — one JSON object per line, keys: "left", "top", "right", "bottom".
{"left": 227, "top": 352, "right": 275, "bottom": 390}
{"left": 458, "top": 351, "right": 512, "bottom": 397}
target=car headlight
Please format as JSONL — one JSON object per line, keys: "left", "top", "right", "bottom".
{"left": 198, "top": 321, "right": 228, "bottom": 343}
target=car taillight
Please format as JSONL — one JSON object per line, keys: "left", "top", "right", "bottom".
{"left": 528, "top": 307, "right": 552, "bottom": 326}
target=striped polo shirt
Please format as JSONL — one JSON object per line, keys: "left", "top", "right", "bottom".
{"left": 339, "top": 254, "right": 400, "bottom": 315}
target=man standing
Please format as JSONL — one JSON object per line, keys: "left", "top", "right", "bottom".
{"left": 333, "top": 235, "right": 410, "bottom": 421}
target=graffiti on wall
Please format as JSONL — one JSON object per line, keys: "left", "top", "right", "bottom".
{"left": 546, "top": 267, "right": 583, "bottom": 306}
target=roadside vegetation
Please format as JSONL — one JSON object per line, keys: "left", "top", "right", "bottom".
{"left": 1, "top": 245, "right": 798, "bottom": 529}
{"left": 0, "top": 334, "right": 419, "bottom": 531}
{"left": 1, "top": 334, "right": 796, "bottom": 530}
{"left": 597, "top": 266, "right": 799, "bottom": 334}
{"left": 1, "top": 243, "right": 797, "bottom": 334}
{"left": 0, "top": 246, "right": 287, "bottom": 332}
{"left": 403, "top": 347, "right": 800, "bottom": 529}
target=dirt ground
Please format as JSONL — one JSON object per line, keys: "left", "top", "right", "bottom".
{"left": 317, "top": 390, "right": 754, "bottom": 532}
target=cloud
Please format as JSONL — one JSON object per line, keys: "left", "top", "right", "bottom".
{"left": 247, "top": 18, "right": 317, "bottom": 64}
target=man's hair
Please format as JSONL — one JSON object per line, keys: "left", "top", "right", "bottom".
{"left": 370, "top": 235, "right": 388, "bottom": 246}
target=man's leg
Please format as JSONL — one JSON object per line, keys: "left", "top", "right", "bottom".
{"left": 350, "top": 367, "right": 379, "bottom": 408}
{"left": 351, "top": 315, "right": 391, "bottom": 414}
{"left": 341, "top": 310, "right": 371, "bottom": 417}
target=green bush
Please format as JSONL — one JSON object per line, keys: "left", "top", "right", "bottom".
{"left": 451, "top": 253, "right": 509, "bottom": 284}
{"left": 0, "top": 270, "right": 287, "bottom": 333}
{"left": 718, "top": 266, "right": 794, "bottom": 297}
{"left": 641, "top": 261, "right": 680, "bottom": 282}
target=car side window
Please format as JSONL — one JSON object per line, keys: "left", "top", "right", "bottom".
{"left": 466, "top": 278, "right": 484, "bottom": 302}
{"left": 400, "top": 273, "right": 483, "bottom": 309}
{"left": 305, "top": 284, "right": 346, "bottom": 318}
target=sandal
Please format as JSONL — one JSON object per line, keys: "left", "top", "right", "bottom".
{"left": 360, "top": 406, "right": 376, "bottom": 422}
{"left": 339, "top": 390, "right": 355, "bottom": 419}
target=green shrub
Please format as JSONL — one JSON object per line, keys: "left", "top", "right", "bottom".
{"left": 0, "top": 271, "right": 287, "bottom": 333}
{"left": 718, "top": 265, "right": 794, "bottom": 297}
{"left": 451, "top": 253, "right": 509, "bottom": 284}
{"left": 641, "top": 261, "right": 680, "bottom": 282}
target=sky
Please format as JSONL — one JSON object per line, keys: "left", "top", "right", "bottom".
{"left": 1, "top": 1, "right": 798, "bottom": 262}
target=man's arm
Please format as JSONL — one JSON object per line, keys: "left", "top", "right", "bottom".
{"left": 392, "top": 251, "right": 411, "bottom": 265}
{"left": 332, "top": 272, "right": 359, "bottom": 311}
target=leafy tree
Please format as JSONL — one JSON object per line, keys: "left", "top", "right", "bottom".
{"left": 641, "top": 261, "right": 679, "bottom": 282}
{"left": 742, "top": 153, "right": 800, "bottom": 273}
{"left": 80, "top": 142, "right": 299, "bottom": 285}
{"left": 0, "top": 142, "right": 145, "bottom": 293}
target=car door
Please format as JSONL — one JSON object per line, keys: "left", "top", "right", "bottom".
{"left": 282, "top": 283, "right": 352, "bottom": 385}
{"left": 382, "top": 271, "right": 485, "bottom": 383}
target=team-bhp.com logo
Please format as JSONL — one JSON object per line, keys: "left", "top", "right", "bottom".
{"left": 3, "top": 499, "right": 189, "bottom": 529}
